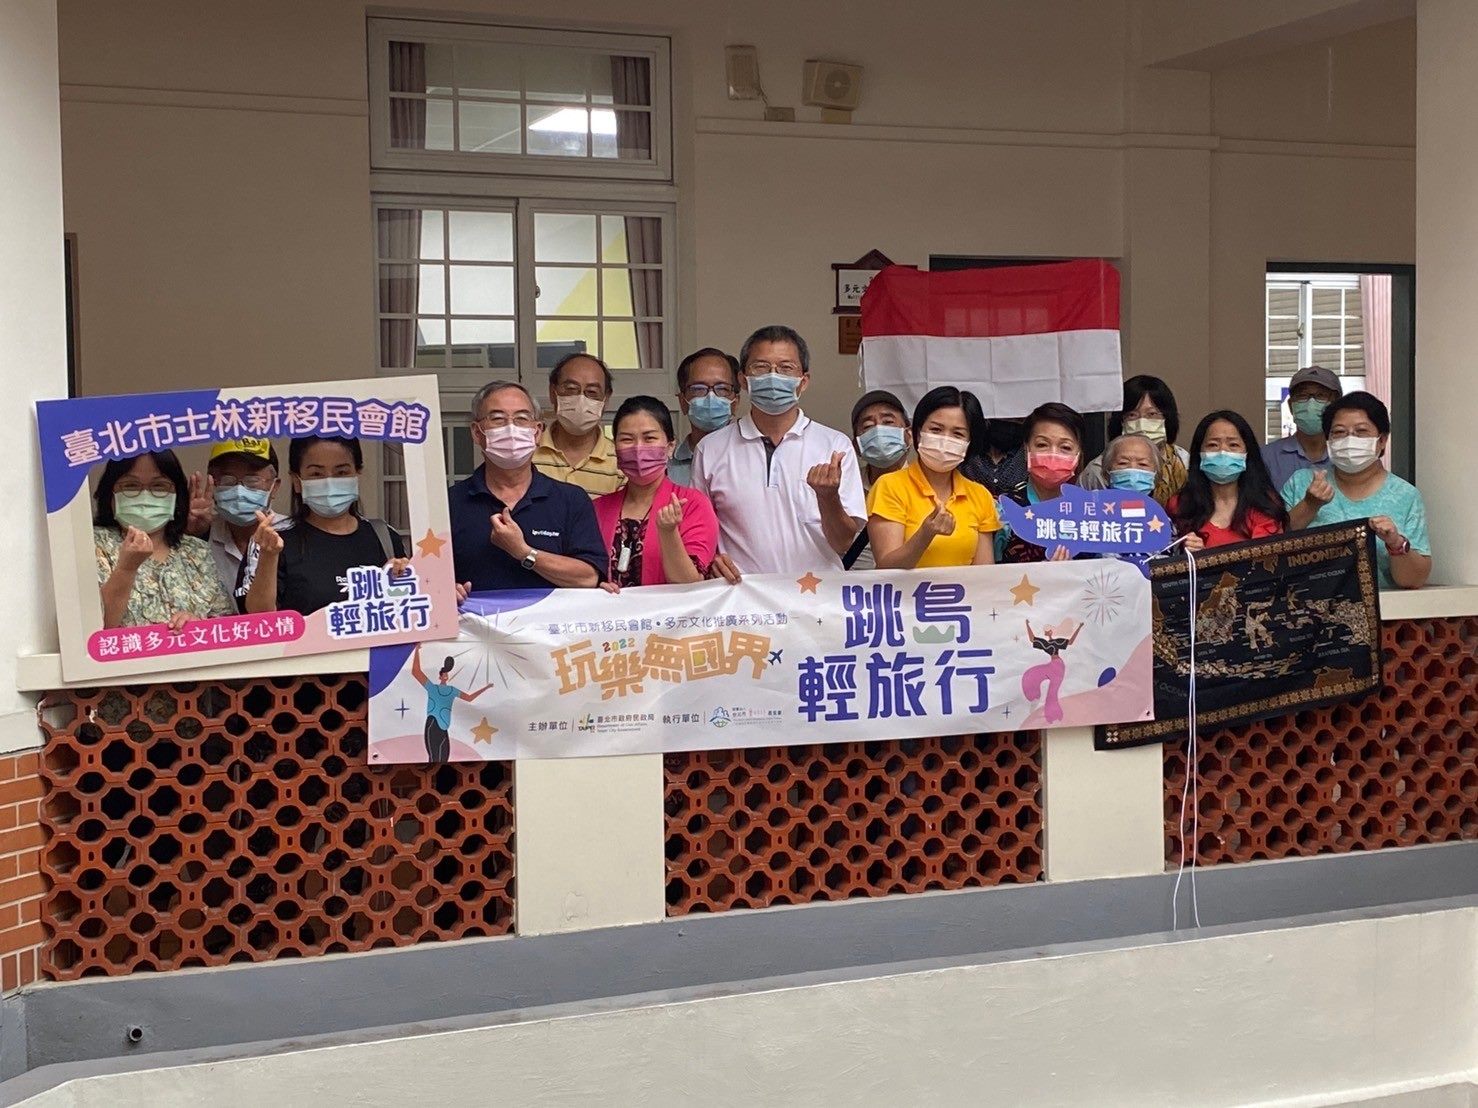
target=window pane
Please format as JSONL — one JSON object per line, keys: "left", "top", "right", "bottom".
{"left": 424, "top": 98, "right": 454, "bottom": 150}
{"left": 605, "top": 215, "right": 661, "bottom": 263}
{"left": 377, "top": 263, "right": 417, "bottom": 313}
{"left": 536, "top": 320, "right": 599, "bottom": 364}
{"left": 459, "top": 100, "right": 521, "bottom": 155}
{"left": 449, "top": 264, "right": 514, "bottom": 315}
{"left": 1312, "top": 288, "right": 1343, "bottom": 315}
{"left": 527, "top": 105, "right": 588, "bottom": 157}
{"left": 1267, "top": 347, "right": 1298, "bottom": 373}
{"left": 447, "top": 210, "right": 513, "bottom": 262}
{"left": 602, "top": 320, "right": 640, "bottom": 368}
{"left": 455, "top": 42, "right": 520, "bottom": 99}
{"left": 417, "top": 318, "right": 447, "bottom": 344}
{"left": 417, "top": 265, "right": 445, "bottom": 315}
{"left": 1266, "top": 315, "right": 1299, "bottom": 346}
{"left": 535, "top": 213, "right": 597, "bottom": 263}
{"left": 524, "top": 46, "right": 590, "bottom": 103}
{"left": 601, "top": 268, "right": 635, "bottom": 316}
{"left": 450, "top": 318, "right": 516, "bottom": 353}
{"left": 419, "top": 210, "right": 444, "bottom": 259}
{"left": 1266, "top": 287, "right": 1298, "bottom": 316}
{"left": 376, "top": 209, "right": 426, "bottom": 260}
{"left": 1310, "top": 317, "right": 1342, "bottom": 345}
{"left": 536, "top": 266, "right": 595, "bottom": 315}
{"left": 424, "top": 43, "right": 454, "bottom": 95}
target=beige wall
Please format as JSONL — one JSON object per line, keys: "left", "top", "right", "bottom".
{"left": 56, "top": 0, "right": 1414, "bottom": 439}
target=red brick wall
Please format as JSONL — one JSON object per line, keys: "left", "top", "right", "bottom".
{"left": 0, "top": 751, "right": 45, "bottom": 990}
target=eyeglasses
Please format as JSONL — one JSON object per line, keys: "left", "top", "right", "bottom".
{"left": 215, "top": 474, "right": 275, "bottom": 491}
{"left": 554, "top": 382, "right": 609, "bottom": 401}
{"left": 477, "top": 414, "right": 538, "bottom": 430}
{"left": 745, "top": 361, "right": 804, "bottom": 378}
{"left": 115, "top": 480, "right": 176, "bottom": 498}
{"left": 683, "top": 383, "right": 737, "bottom": 400}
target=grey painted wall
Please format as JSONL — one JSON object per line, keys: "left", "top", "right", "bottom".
{"left": 5, "top": 839, "right": 1478, "bottom": 1093}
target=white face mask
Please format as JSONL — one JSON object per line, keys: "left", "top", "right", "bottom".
{"left": 1328, "top": 435, "right": 1382, "bottom": 474}
{"left": 555, "top": 394, "right": 605, "bottom": 435}
{"left": 916, "top": 432, "right": 968, "bottom": 473}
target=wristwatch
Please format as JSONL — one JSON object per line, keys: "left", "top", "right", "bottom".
{"left": 1387, "top": 536, "right": 1411, "bottom": 557}
{"left": 520, "top": 548, "right": 539, "bottom": 571}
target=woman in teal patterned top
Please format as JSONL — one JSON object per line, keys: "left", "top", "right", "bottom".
{"left": 94, "top": 450, "right": 234, "bottom": 629}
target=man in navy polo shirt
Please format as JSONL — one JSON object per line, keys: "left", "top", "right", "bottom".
{"left": 449, "top": 380, "right": 605, "bottom": 593}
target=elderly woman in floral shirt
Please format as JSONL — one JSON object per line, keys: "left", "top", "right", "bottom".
{"left": 94, "top": 450, "right": 233, "bottom": 629}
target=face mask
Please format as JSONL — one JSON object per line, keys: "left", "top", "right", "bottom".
{"left": 214, "top": 484, "right": 271, "bottom": 527}
{"left": 300, "top": 476, "right": 359, "bottom": 518}
{"left": 986, "top": 421, "right": 1024, "bottom": 454}
{"left": 1199, "top": 451, "right": 1247, "bottom": 485}
{"left": 688, "top": 392, "right": 734, "bottom": 433}
{"left": 1291, "top": 398, "right": 1330, "bottom": 436}
{"left": 916, "top": 432, "right": 967, "bottom": 473}
{"left": 556, "top": 394, "right": 605, "bottom": 436}
{"left": 1027, "top": 451, "right": 1078, "bottom": 485}
{"left": 746, "top": 372, "right": 802, "bottom": 417}
{"left": 1108, "top": 468, "right": 1156, "bottom": 494}
{"left": 1123, "top": 416, "right": 1167, "bottom": 445}
{"left": 115, "top": 491, "right": 176, "bottom": 534}
{"left": 1329, "top": 435, "right": 1382, "bottom": 474}
{"left": 482, "top": 424, "right": 538, "bottom": 470}
{"left": 616, "top": 443, "right": 670, "bottom": 485}
{"left": 857, "top": 425, "right": 907, "bottom": 468}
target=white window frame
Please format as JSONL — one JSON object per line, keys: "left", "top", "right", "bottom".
{"left": 1263, "top": 273, "right": 1366, "bottom": 443}
{"left": 372, "top": 194, "right": 677, "bottom": 404}
{"left": 367, "top": 18, "right": 672, "bottom": 183}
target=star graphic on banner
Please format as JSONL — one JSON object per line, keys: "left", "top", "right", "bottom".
{"left": 1147, "top": 517, "right": 1165, "bottom": 533}
{"left": 797, "top": 572, "right": 821, "bottom": 594}
{"left": 1010, "top": 574, "right": 1040, "bottom": 606}
{"left": 1023, "top": 508, "right": 1035, "bottom": 521}
{"left": 471, "top": 718, "right": 498, "bottom": 745}
{"left": 416, "top": 529, "right": 448, "bottom": 557}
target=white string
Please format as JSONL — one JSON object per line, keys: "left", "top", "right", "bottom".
{"left": 1171, "top": 543, "right": 1202, "bottom": 931}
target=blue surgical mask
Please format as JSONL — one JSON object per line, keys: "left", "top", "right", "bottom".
{"left": 857, "top": 425, "right": 907, "bottom": 467}
{"left": 746, "top": 372, "right": 802, "bottom": 417}
{"left": 1108, "top": 467, "right": 1156, "bottom": 494}
{"left": 214, "top": 484, "right": 272, "bottom": 527}
{"left": 1290, "top": 397, "right": 1329, "bottom": 435}
{"left": 1199, "top": 451, "right": 1247, "bottom": 485}
{"left": 301, "top": 476, "right": 360, "bottom": 518}
{"left": 688, "top": 392, "right": 734, "bottom": 433}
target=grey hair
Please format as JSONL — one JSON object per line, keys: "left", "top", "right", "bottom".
{"left": 1102, "top": 433, "right": 1162, "bottom": 474}
{"left": 739, "top": 324, "right": 810, "bottom": 374}
{"left": 470, "top": 380, "right": 537, "bottom": 421}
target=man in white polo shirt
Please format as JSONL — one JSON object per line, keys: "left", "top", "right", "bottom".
{"left": 693, "top": 324, "right": 865, "bottom": 574}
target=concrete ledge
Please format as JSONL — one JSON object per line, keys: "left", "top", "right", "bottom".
{"left": 5, "top": 838, "right": 1478, "bottom": 1094}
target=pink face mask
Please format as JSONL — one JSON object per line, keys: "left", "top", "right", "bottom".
{"left": 482, "top": 424, "right": 538, "bottom": 470}
{"left": 616, "top": 443, "right": 670, "bottom": 485}
{"left": 1027, "top": 450, "right": 1078, "bottom": 485}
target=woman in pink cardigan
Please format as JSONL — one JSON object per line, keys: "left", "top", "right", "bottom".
{"left": 594, "top": 396, "right": 719, "bottom": 590}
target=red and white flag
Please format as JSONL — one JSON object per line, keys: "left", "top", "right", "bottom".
{"left": 1120, "top": 499, "right": 1147, "bottom": 519}
{"left": 859, "top": 259, "right": 1122, "bottom": 417}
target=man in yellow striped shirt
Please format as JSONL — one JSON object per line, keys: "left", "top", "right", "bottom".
{"left": 532, "top": 352, "right": 625, "bottom": 497}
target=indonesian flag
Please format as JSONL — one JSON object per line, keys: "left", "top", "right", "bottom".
{"left": 1120, "top": 499, "right": 1147, "bottom": 519}
{"left": 859, "top": 259, "right": 1122, "bottom": 417}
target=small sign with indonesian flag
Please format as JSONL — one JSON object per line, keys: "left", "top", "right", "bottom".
{"left": 994, "top": 486, "right": 1173, "bottom": 561}
{"left": 858, "top": 259, "right": 1122, "bottom": 416}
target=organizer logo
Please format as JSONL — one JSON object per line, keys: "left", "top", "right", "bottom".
{"left": 708, "top": 706, "right": 731, "bottom": 729}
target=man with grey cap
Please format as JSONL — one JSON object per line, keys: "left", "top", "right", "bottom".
{"left": 1261, "top": 365, "right": 1343, "bottom": 497}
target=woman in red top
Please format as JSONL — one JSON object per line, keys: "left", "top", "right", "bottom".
{"left": 1169, "top": 410, "right": 1287, "bottom": 550}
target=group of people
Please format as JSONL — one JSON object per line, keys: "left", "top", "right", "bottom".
{"left": 92, "top": 327, "right": 1431, "bottom": 630}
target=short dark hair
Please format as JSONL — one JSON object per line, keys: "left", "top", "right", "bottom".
{"left": 94, "top": 449, "right": 190, "bottom": 548}
{"left": 1322, "top": 390, "right": 1390, "bottom": 437}
{"left": 850, "top": 389, "right": 908, "bottom": 435}
{"left": 676, "top": 347, "right": 740, "bottom": 391}
{"left": 1024, "top": 402, "right": 1086, "bottom": 450}
{"left": 911, "top": 386, "right": 987, "bottom": 459}
{"left": 549, "top": 352, "right": 613, "bottom": 395}
{"left": 739, "top": 325, "right": 809, "bottom": 374}
{"left": 613, "top": 395, "right": 676, "bottom": 442}
{"left": 471, "top": 380, "right": 537, "bottom": 421}
{"left": 1107, "top": 375, "right": 1180, "bottom": 445}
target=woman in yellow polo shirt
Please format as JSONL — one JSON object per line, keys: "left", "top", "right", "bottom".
{"left": 866, "top": 386, "right": 1000, "bottom": 568}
